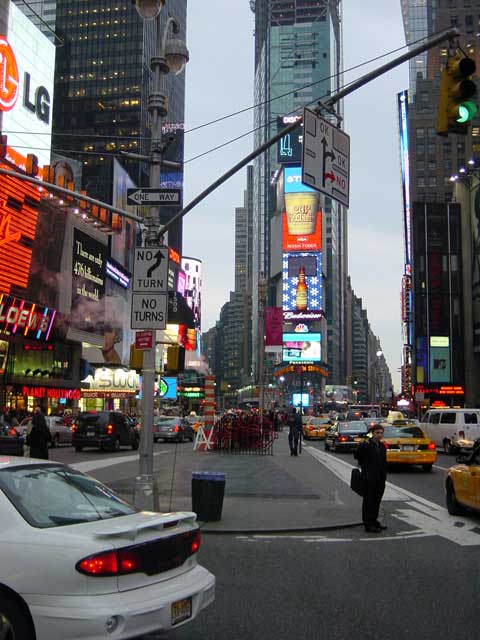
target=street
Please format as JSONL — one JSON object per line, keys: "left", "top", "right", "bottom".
{"left": 47, "top": 436, "right": 480, "bottom": 640}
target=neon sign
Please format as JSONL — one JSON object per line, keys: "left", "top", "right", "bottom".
{"left": 0, "top": 36, "right": 19, "bottom": 112}
{"left": 0, "top": 294, "right": 56, "bottom": 340}
{"left": 22, "top": 386, "right": 80, "bottom": 400}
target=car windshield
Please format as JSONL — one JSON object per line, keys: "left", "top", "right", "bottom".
{"left": 155, "top": 417, "right": 181, "bottom": 425}
{"left": 0, "top": 464, "right": 136, "bottom": 528}
{"left": 383, "top": 426, "right": 425, "bottom": 439}
{"left": 339, "top": 422, "right": 367, "bottom": 433}
{"left": 76, "top": 414, "right": 109, "bottom": 428}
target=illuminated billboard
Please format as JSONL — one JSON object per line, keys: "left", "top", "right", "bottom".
{"left": 282, "top": 166, "right": 321, "bottom": 252}
{"left": 292, "top": 393, "right": 310, "bottom": 407}
{"left": 1, "top": 2, "right": 55, "bottom": 166}
{"left": 181, "top": 257, "right": 202, "bottom": 329}
{"left": 277, "top": 115, "right": 303, "bottom": 164}
{"left": 282, "top": 332, "right": 321, "bottom": 363}
{"left": 282, "top": 252, "right": 323, "bottom": 317}
{"left": 398, "top": 90, "right": 411, "bottom": 266}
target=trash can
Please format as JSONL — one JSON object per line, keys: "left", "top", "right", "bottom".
{"left": 191, "top": 471, "right": 225, "bottom": 522}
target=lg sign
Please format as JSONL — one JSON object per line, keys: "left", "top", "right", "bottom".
{"left": 0, "top": 35, "right": 50, "bottom": 123}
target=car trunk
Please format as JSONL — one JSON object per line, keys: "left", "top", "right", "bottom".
{"left": 76, "top": 415, "right": 108, "bottom": 438}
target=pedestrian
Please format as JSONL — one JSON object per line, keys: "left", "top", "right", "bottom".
{"left": 26, "top": 406, "right": 52, "bottom": 460}
{"left": 288, "top": 407, "right": 302, "bottom": 456}
{"left": 354, "top": 423, "right": 387, "bottom": 533}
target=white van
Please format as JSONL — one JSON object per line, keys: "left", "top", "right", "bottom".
{"left": 420, "top": 409, "right": 480, "bottom": 454}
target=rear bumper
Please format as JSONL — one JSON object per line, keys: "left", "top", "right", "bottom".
{"left": 26, "top": 564, "right": 215, "bottom": 640}
{"left": 72, "top": 436, "right": 114, "bottom": 449}
{"left": 386, "top": 452, "right": 437, "bottom": 465}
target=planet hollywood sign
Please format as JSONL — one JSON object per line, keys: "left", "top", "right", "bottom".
{"left": 22, "top": 386, "right": 81, "bottom": 400}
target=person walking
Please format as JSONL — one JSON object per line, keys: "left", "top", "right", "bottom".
{"left": 288, "top": 407, "right": 302, "bottom": 456}
{"left": 355, "top": 423, "right": 387, "bottom": 533}
{"left": 26, "top": 406, "right": 52, "bottom": 460}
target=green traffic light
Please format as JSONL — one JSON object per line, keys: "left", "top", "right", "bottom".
{"left": 457, "top": 100, "right": 478, "bottom": 123}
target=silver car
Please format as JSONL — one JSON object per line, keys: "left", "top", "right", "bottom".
{"left": 19, "top": 416, "right": 72, "bottom": 448}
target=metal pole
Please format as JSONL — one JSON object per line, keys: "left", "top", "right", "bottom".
{"left": 158, "top": 27, "right": 459, "bottom": 237}
{"left": 134, "top": 14, "right": 170, "bottom": 512}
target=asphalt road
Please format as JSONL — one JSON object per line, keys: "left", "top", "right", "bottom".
{"left": 46, "top": 440, "right": 480, "bottom": 640}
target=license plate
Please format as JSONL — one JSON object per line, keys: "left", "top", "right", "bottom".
{"left": 171, "top": 597, "right": 192, "bottom": 626}
{"left": 402, "top": 445, "right": 414, "bottom": 451}
{"left": 87, "top": 431, "right": 95, "bottom": 437}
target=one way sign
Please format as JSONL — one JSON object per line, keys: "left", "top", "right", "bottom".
{"left": 127, "top": 188, "right": 182, "bottom": 206}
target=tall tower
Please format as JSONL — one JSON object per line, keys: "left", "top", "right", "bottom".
{"left": 51, "top": 0, "right": 187, "bottom": 252}
{"left": 250, "top": 0, "right": 345, "bottom": 384}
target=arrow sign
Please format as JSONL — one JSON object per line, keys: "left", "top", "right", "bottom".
{"left": 133, "top": 246, "right": 169, "bottom": 293}
{"left": 127, "top": 188, "right": 182, "bottom": 206}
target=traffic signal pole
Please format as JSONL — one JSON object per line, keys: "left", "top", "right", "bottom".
{"left": 157, "top": 27, "right": 459, "bottom": 239}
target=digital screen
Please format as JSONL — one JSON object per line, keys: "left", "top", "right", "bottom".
{"left": 159, "top": 376, "right": 177, "bottom": 400}
{"left": 283, "top": 332, "right": 321, "bottom": 363}
{"left": 292, "top": 393, "right": 310, "bottom": 407}
{"left": 284, "top": 166, "right": 315, "bottom": 194}
{"left": 287, "top": 255, "right": 318, "bottom": 278}
{"left": 277, "top": 116, "right": 303, "bottom": 164}
{"left": 282, "top": 252, "right": 323, "bottom": 314}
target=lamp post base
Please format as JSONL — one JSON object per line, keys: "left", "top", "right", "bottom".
{"left": 133, "top": 474, "right": 160, "bottom": 512}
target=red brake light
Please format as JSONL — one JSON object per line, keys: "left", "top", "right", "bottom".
{"left": 8, "top": 428, "right": 17, "bottom": 436}
{"left": 191, "top": 530, "right": 202, "bottom": 553}
{"left": 118, "top": 549, "right": 141, "bottom": 573}
{"left": 71, "top": 423, "right": 76, "bottom": 432}
{"left": 106, "top": 424, "right": 113, "bottom": 435}
{"left": 77, "top": 551, "right": 118, "bottom": 576}
{"left": 427, "top": 441, "right": 436, "bottom": 450}
{"left": 173, "top": 425, "right": 179, "bottom": 433}
{"left": 339, "top": 436, "right": 348, "bottom": 442}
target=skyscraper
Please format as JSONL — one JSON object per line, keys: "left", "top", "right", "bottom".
{"left": 50, "top": 0, "right": 187, "bottom": 252}
{"left": 250, "top": 0, "right": 346, "bottom": 385}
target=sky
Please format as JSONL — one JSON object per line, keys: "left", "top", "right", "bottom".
{"left": 183, "top": 1, "right": 408, "bottom": 391}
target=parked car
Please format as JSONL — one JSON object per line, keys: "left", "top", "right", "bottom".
{"left": 71, "top": 411, "right": 139, "bottom": 452}
{"left": 421, "top": 408, "right": 480, "bottom": 454}
{"left": 375, "top": 423, "right": 437, "bottom": 472}
{"left": 324, "top": 420, "right": 368, "bottom": 452}
{"left": 19, "top": 416, "right": 72, "bottom": 448}
{"left": 303, "top": 416, "right": 332, "bottom": 440}
{"left": 153, "top": 416, "right": 195, "bottom": 443}
{"left": 0, "top": 424, "right": 24, "bottom": 456}
{"left": 445, "top": 443, "right": 480, "bottom": 515}
{"left": 0, "top": 457, "right": 215, "bottom": 639}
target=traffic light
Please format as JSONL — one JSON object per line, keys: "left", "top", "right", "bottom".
{"left": 166, "top": 345, "right": 185, "bottom": 373}
{"left": 437, "top": 52, "right": 478, "bottom": 135}
{"left": 129, "top": 344, "right": 144, "bottom": 371}
{"left": 25, "top": 153, "right": 39, "bottom": 176}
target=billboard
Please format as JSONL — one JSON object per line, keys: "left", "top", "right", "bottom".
{"left": 282, "top": 166, "right": 321, "bottom": 252}
{"left": 282, "top": 252, "right": 323, "bottom": 316}
{"left": 398, "top": 90, "right": 412, "bottom": 266}
{"left": 282, "top": 332, "right": 321, "bottom": 363}
{"left": 181, "top": 256, "right": 202, "bottom": 329}
{"left": 277, "top": 115, "right": 303, "bottom": 164}
{"left": 0, "top": 2, "right": 55, "bottom": 166}
{"left": 265, "top": 307, "right": 283, "bottom": 346}
{"left": 158, "top": 376, "right": 177, "bottom": 400}
{"left": 292, "top": 393, "right": 310, "bottom": 407}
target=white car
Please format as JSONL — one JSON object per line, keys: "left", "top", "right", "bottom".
{"left": 0, "top": 457, "right": 215, "bottom": 639}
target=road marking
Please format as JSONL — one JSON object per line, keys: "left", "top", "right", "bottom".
{"left": 70, "top": 450, "right": 168, "bottom": 473}
{"left": 304, "top": 445, "right": 480, "bottom": 547}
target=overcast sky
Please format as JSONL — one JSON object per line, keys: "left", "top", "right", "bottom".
{"left": 183, "top": 1, "right": 408, "bottom": 390}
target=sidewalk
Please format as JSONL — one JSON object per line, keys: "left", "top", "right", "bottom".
{"left": 104, "top": 433, "right": 363, "bottom": 533}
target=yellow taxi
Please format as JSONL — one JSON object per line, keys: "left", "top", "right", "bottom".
{"left": 376, "top": 422, "right": 437, "bottom": 472}
{"left": 303, "top": 416, "right": 332, "bottom": 440}
{"left": 445, "top": 445, "right": 480, "bottom": 515}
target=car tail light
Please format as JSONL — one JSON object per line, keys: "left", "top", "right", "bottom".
{"left": 106, "top": 424, "right": 114, "bottom": 435}
{"left": 77, "top": 551, "right": 118, "bottom": 576}
{"left": 191, "top": 530, "right": 201, "bottom": 553}
{"left": 427, "top": 441, "right": 436, "bottom": 450}
{"left": 339, "top": 435, "right": 348, "bottom": 442}
{"left": 71, "top": 423, "right": 76, "bottom": 432}
{"left": 118, "top": 549, "right": 141, "bottom": 573}
{"left": 8, "top": 428, "right": 17, "bottom": 436}
{"left": 173, "top": 425, "right": 179, "bottom": 433}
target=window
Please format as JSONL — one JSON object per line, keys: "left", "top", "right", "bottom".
{"left": 440, "top": 412, "right": 456, "bottom": 424}
{"left": 464, "top": 413, "right": 478, "bottom": 424}
{"left": 428, "top": 143, "right": 436, "bottom": 156}
{"left": 429, "top": 413, "right": 440, "bottom": 424}
{"left": 417, "top": 144, "right": 425, "bottom": 156}
{"left": 418, "top": 177, "right": 426, "bottom": 188}
{"left": 417, "top": 128, "right": 425, "bottom": 139}
{"left": 428, "top": 161, "right": 436, "bottom": 172}
{"left": 429, "top": 176, "right": 437, "bottom": 187}
{"left": 428, "top": 128, "right": 436, "bottom": 138}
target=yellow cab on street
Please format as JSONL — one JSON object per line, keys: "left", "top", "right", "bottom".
{"left": 445, "top": 444, "right": 480, "bottom": 515}
{"left": 302, "top": 415, "right": 332, "bottom": 440}
{"left": 371, "top": 412, "right": 437, "bottom": 472}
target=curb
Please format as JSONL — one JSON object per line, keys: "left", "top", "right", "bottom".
{"left": 198, "top": 520, "right": 363, "bottom": 535}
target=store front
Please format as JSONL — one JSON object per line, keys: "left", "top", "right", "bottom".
{"left": 80, "top": 366, "right": 139, "bottom": 413}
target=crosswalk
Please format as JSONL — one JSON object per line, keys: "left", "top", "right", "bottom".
{"left": 304, "top": 446, "right": 480, "bottom": 547}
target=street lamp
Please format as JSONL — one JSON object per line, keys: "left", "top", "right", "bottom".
{"left": 131, "top": 3, "right": 189, "bottom": 511}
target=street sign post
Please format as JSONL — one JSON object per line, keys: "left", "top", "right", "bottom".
{"left": 127, "top": 188, "right": 181, "bottom": 206}
{"left": 302, "top": 108, "right": 350, "bottom": 207}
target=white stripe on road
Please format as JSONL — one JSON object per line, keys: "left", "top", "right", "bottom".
{"left": 70, "top": 450, "right": 169, "bottom": 474}
{"left": 304, "top": 445, "right": 480, "bottom": 547}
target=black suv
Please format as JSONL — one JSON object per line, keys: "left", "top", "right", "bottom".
{"left": 72, "top": 411, "right": 139, "bottom": 452}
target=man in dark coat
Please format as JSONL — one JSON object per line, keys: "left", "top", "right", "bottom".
{"left": 26, "top": 406, "right": 52, "bottom": 460}
{"left": 355, "top": 424, "right": 387, "bottom": 533}
{"left": 288, "top": 407, "right": 303, "bottom": 456}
